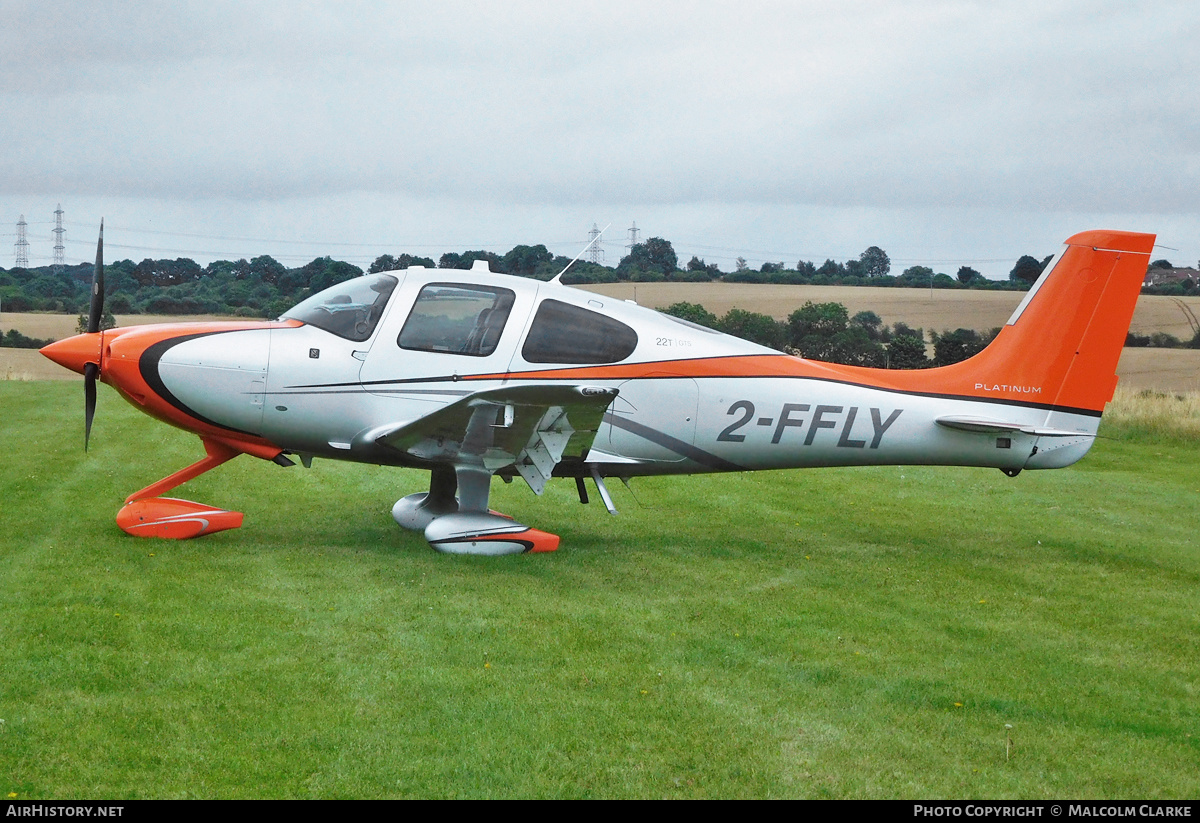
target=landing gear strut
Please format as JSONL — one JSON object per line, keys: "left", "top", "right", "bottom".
{"left": 393, "top": 464, "right": 559, "bottom": 555}
{"left": 115, "top": 438, "right": 246, "bottom": 538}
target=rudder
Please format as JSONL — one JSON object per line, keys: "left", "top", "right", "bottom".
{"left": 931, "top": 230, "right": 1155, "bottom": 416}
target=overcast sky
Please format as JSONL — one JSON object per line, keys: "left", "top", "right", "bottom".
{"left": 2, "top": 1, "right": 1197, "bottom": 278}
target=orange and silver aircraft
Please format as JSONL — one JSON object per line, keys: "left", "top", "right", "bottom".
{"left": 42, "top": 225, "right": 1155, "bottom": 554}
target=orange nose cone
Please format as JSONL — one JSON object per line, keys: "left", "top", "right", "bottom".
{"left": 40, "top": 332, "right": 103, "bottom": 376}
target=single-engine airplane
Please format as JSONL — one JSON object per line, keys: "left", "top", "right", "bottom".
{"left": 42, "top": 225, "right": 1155, "bottom": 554}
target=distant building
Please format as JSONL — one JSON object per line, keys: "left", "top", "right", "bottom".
{"left": 1143, "top": 266, "right": 1199, "bottom": 288}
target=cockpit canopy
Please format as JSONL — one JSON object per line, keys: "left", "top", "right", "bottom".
{"left": 282, "top": 271, "right": 641, "bottom": 366}
{"left": 282, "top": 274, "right": 398, "bottom": 342}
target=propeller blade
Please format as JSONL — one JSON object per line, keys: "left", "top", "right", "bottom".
{"left": 84, "top": 221, "right": 104, "bottom": 451}
{"left": 87, "top": 220, "right": 105, "bottom": 334}
{"left": 84, "top": 362, "right": 98, "bottom": 452}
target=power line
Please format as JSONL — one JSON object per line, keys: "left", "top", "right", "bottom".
{"left": 62, "top": 220, "right": 534, "bottom": 251}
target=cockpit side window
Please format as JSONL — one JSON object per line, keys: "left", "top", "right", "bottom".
{"left": 521, "top": 299, "right": 639, "bottom": 364}
{"left": 398, "top": 283, "right": 516, "bottom": 356}
{"left": 282, "top": 274, "right": 398, "bottom": 342}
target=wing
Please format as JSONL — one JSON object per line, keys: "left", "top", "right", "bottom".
{"left": 373, "top": 384, "right": 619, "bottom": 493}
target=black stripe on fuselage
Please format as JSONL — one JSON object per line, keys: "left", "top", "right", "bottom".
{"left": 140, "top": 332, "right": 262, "bottom": 437}
{"left": 603, "top": 413, "right": 746, "bottom": 472}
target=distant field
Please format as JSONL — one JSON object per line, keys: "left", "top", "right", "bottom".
{"left": 6, "top": 296, "right": 1200, "bottom": 392}
{"left": 580, "top": 283, "right": 1200, "bottom": 340}
{"left": 1, "top": 312, "right": 232, "bottom": 341}
{"left": 8, "top": 290, "right": 1200, "bottom": 343}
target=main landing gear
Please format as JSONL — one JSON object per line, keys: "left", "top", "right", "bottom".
{"left": 392, "top": 465, "right": 560, "bottom": 555}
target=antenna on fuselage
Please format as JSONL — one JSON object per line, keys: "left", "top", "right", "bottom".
{"left": 550, "top": 223, "right": 610, "bottom": 285}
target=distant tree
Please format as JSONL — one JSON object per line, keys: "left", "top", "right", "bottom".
{"left": 788, "top": 301, "right": 849, "bottom": 344}
{"left": 617, "top": 237, "right": 678, "bottom": 280}
{"left": 132, "top": 257, "right": 203, "bottom": 287}
{"left": 684, "top": 256, "right": 721, "bottom": 277}
{"left": 2, "top": 294, "right": 32, "bottom": 312}
{"left": 1009, "top": 255, "right": 1045, "bottom": 285}
{"left": 299, "top": 257, "right": 363, "bottom": 293}
{"left": 644, "top": 237, "right": 677, "bottom": 273}
{"left": 75, "top": 311, "right": 117, "bottom": 333}
{"left": 860, "top": 246, "right": 890, "bottom": 278}
{"left": 246, "top": 255, "right": 286, "bottom": 284}
{"left": 957, "top": 266, "right": 981, "bottom": 284}
{"left": 783, "top": 301, "right": 888, "bottom": 364}
{"left": 760, "top": 262, "right": 782, "bottom": 274}
{"left": 677, "top": 258, "right": 719, "bottom": 280}
{"left": 401, "top": 253, "right": 436, "bottom": 269}
{"left": 931, "top": 328, "right": 996, "bottom": 365}
{"left": 735, "top": 257, "right": 748, "bottom": 272}
{"left": 438, "top": 250, "right": 499, "bottom": 270}
{"left": 816, "top": 259, "right": 843, "bottom": 278}
{"left": 1147, "top": 331, "right": 1182, "bottom": 348}
{"left": 1149, "top": 258, "right": 1174, "bottom": 270}
{"left": 795, "top": 260, "right": 816, "bottom": 277}
{"left": 834, "top": 326, "right": 887, "bottom": 367}
{"left": 369, "top": 254, "right": 399, "bottom": 273}
{"left": 718, "top": 309, "right": 787, "bottom": 350}
{"left": 205, "top": 259, "right": 240, "bottom": 279}
{"left": 887, "top": 333, "right": 928, "bottom": 369}
{"left": 787, "top": 301, "right": 882, "bottom": 363}
{"left": 2, "top": 329, "right": 55, "bottom": 349}
{"left": 502, "top": 244, "right": 553, "bottom": 276}
{"left": 662, "top": 302, "right": 720, "bottom": 330}
{"left": 900, "top": 265, "right": 934, "bottom": 285}
{"left": 850, "top": 310, "right": 885, "bottom": 341}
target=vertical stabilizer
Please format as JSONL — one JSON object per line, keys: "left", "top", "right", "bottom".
{"left": 920, "top": 230, "right": 1155, "bottom": 415}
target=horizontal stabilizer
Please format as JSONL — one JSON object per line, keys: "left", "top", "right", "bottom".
{"left": 934, "top": 415, "right": 1094, "bottom": 438}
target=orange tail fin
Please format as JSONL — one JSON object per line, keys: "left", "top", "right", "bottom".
{"left": 918, "top": 230, "right": 1155, "bottom": 415}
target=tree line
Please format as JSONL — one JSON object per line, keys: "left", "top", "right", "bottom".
{"left": 0, "top": 237, "right": 1065, "bottom": 321}
{"left": 3, "top": 237, "right": 1194, "bottom": 357}
{"left": 663, "top": 300, "right": 999, "bottom": 368}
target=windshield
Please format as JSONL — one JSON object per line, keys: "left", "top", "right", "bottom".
{"left": 282, "top": 274, "right": 398, "bottom": 342}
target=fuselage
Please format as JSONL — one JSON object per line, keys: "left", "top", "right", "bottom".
{"left": 45, "top": 263, "right": 1098, "bottom": 480}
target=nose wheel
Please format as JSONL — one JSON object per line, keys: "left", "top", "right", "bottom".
{"left": 116, "top": 438, "right": 246, "bottom": 539}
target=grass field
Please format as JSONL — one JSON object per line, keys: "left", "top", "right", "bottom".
{"left": 1, "top": 382, "right": 1197, "bottom": 798}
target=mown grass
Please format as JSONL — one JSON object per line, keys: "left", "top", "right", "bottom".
{"left": 1, "top": 382, "right": 1197, "bottom": 798}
